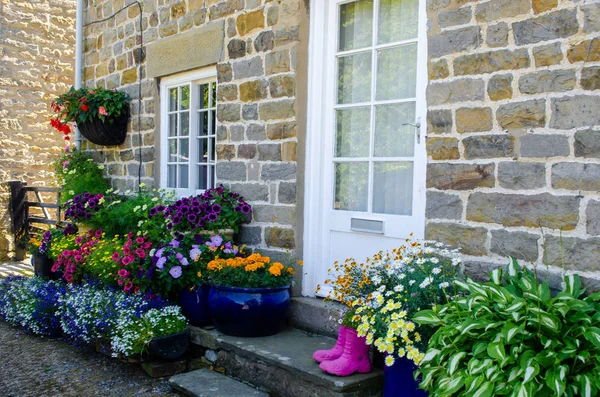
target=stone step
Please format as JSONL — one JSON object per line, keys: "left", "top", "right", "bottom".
{"left": 170, "top": 368, "right": 269, "bottom": 397}
{"left": 189, "top": 326, "right": 384, "bottom": 397}
{"left": 289, "top": 297, "right": 346, "bottom": 338}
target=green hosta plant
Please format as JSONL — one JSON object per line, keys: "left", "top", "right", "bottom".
{"left": 414, "top": 258, "right": 600, "bottom": 397}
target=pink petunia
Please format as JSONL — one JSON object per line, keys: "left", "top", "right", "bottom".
{"left": 123, "top": 246, "right": 131, "bottom": 256}
{"left": 111, "top": 252, "right": 121, "bottom": 261}
{"left": 99, "top": 106, "right": 108, "bottom": 116}
{"left": 74, "top": 255, "right": 83, "bottom": 262}
{"left": 143, "top": 242, "right": 152, "bottom": 249}
{"left": 135, "top": 237, "right": 144, "bottom": 244}
{"left": 123, "top": 281, "right": 133, "bottom": 292}
{"left": 118, "top": 269, "right": 130, "bottom": 278}
{"left": 65, "top": 274, "right": 74, "bottom": 282}
{"left": 135, "top": 248, "right": 146, "bottom": 259}
{"left": 121, "top": 256, "right": 133, "bottom": 266}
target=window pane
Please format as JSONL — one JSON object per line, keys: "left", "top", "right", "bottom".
{"left": 376, "top": 44, "right": 417, "bottom": 100}
{"left": 210, "top": 110, "right": 216, "bottom": 135}
{"left": 197, "top": 138, "right": 208, "bottom": 163}
{"left": 179, "top": 165, "right": 189, "bottom": 189}
{"left": 169, "top": 114, "right": 177, "bottom": 137}
{"left": 181, "top": 85, "right": 190, "bottom": 110}
{"left": 169, "top": 88, "right": 178, "bottom": 111}
{"left": 210, "top": 137, "right": 216, "bottom": 162}
{"left": 198, "top": 111, "right": 208, "bottom": 136}
{"left": 373, "top": 162, "right": 413, "bottom": 215}
{"left": 334, "top": 162, "right": 368, "bottom": 212}
{"left": 167, "top": 165, "right": 177, "bottom": 188}
{"left": 335, "top": 107, "right": 370, "bottom": 157}
{"left": 211, "top": 82, "right": 217, "bottom": 108}
{"left": 337, "top": 53, "right": 372, "bottom": 104}
{"left": 211, "top": 165, "right": 216, "bottom": 188}
{"left": 180, "top": 112, "right": 189, "bottom": 136}
{"left": 199, "top": 84, "right": 209, "bottom": 110}
{"left": 378, "top": 0, "right": 419, "bottom": 44}
{"left": 169, "top": 139, "right": 178, "bottom": 162}
{"left": 198, "top": 165, "right": 208, "bottom": 190}
{"left": 374, "top": 102, "right": 415, "bottom": 157}
{"left": 180, "top": 138, "right": 189, "bottom": 161}
{"left": 339, "top": 0, "right": 373, "bottom": 52}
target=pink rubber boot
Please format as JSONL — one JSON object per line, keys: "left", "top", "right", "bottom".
{"left": 313, "top": 325, "right": 348, "bottom": 363}
{"left": 319, "top": 328, "right": 372, "bottom": 376}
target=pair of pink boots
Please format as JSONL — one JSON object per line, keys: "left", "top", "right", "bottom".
{"left": 313, "top": 325, "right": 372, "bottom": 376}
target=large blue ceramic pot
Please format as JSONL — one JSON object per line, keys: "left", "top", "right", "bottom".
{"left": 208, "top": 284, "right": 291, "bottom": 337}
{"left": 384, "top": 356, "right": 427, "bottom": 397}
{"left": 179, "top": 284, "right": 211, "bottom": 326}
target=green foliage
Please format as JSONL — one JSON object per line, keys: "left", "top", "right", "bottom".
{"left": 84, "top": 236, "right": 125, "bottom": 286}
{"left": 415, "top": 258, "right": 600, "bottom": 397}
{"left": 52, "top": 86, "right": 130, "bottom": 126}
{"left": 54, "top": 147, "right": 110, "bottom": 204}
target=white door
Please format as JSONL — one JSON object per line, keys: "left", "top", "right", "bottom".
{"left": 303, "top": 0, "right": 428, "bottom": 296}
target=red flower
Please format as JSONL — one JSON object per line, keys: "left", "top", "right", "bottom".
{"left": 80, "top": 104, "right": 89, "bottom": 111}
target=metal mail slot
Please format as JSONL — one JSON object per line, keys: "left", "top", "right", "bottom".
{"left": 351, "top": 218, "right": 384, "bottom": 234}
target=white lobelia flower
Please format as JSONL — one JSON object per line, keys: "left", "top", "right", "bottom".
{"left": 432, "top": 267, "right": 442, "bottom": 275}
{"left": 420, "top": 277, "right": 433, "bottom": 289}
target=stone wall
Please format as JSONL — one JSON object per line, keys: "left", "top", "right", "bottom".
{"left": 424, "top": 0, "right": 600, "bottom": 289}
{"left": 0, "top": 0, "right": 76, "bottom": 259}
{"left": 81, "top": 0, "right": 308, "bottom": 261}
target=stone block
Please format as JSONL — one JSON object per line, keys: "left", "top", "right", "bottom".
{"left": 233, "top": 56, "right": 263, "bottom": 79}
{"left": 278, "top": 182, "right": 296, "bottom": 204}
{"left": 463, "top": 135, "right": 515, "bottom": 159}
{"left": 427, "top": 78, "right": 485, "bottom": 106}
{"left": 253, "top": 205, "right": 296, "bottom": 225}
{"left": 217, "top": 63, "right": 233, "bottom": 83}
{"left": 259, "top": 100, "right": 295, "bottom": 120}
{"left": 466, "top": 192, "right": 580, "bottom": 230}
{"left": 428, "top": 26, "right": 482, "bottom": 58}
{"left": 427, "top": 163, "right": 495, "bottom": 190}
{"left": 498, "top": 162, "right": 545, "bottom": 190}
{"left": 265, "top": 227, "right": 295, "bottom": 248}
{"left": 425, "top": 222, "right": 488, "bottom": 256}
{"left": 428, "top": 59, "right": 450, "bottom": 80}
{"left": 170, "top": 368, "right": 268, "bottom": 397}
{"left": 575, "top": 130, "right": 600, "bottom": 158}
{"left": 532, "top": 43, "right": 563, "bottom": 67}
{"left": 141, "top": 359, "right": 186, "bottom": 378}
{"left": 267, "top": 6, "right": 279, "bottom": 26}
{"left": 456, "top": 107, "right": 493, "bottom": 133}
{"left": 269, "top": 75, "right": 295, "bottom": 98}
{"left": 217, "top": 144, "right": 235, "bottom": 161}
{"left": 227, "top": 39, "right": 246, "bottom": 59}
{"left": 552, "top": 163, "right": 600, "bottom": 191}
{"left": 238, "top": 144, "right": 257, "bottom": 159}
{"left": 261, "top": 163, "right": 296, "bottom": 181}
{"left": 425, "top": 191, "right": 463, "bottom": 220}
{"left": 487, "top": 74, "right": 513, "bottom": 101}
{"left": 209, "top": 0, "right": 244, "bottom": 20}
{"left": 122, "top": 68, "right": 139, "bottom": 85}
{"left": 518, "top": 70, "right": 575, "bottom": 94}
{"left": 513, "top": 10, "right": 579, "bottom": 46}
{"left": 239, "top": 79, "right": 269, "bottom": 102}
{"left": 216, "top": 161, "right": 246, "bottom": 181}
{"left": 427, "top": 109, "right": 452, "bottom": 134}
{"left": 267, "top": 122, "right": 297, "bottom": 140}
{"left": 217, "top": 103, "right": 240, "bottom": 122}
{"left": 281, "top": 142, "right": 296, "bottom": 162}
{"left": 567, "top": 38, "right": 600, "bottom": 63}
{"left": 544, "top": 235, "right": 600, "bottom": 271}
{"left": 427, "top": 0, "right": 450, "bottom": 11}
{"left": 266, "top": 50, "right": 290, "bottom": 75}
{"left": 533, "top": 0, "right": 557, "bottom": 14}
{"left": 426, "top": 137, "right": 460, "bottom": 160}
{"left": 229, "top": 183, "right": 268, "bottom": 201}
{"left": 229, "top": 125, "right": 245, "bottom": 141}
{"left": 247, "top": 124, "right": 267, "bottom": 140}
{"left": 438, "top": 7, "right": 472, "bottom": 28}
{"left": 217, "top": 84, "right": 238, "bottom": 102}
{"left": 454, "top": 49, "right": 530, "bottom": 76}
{"left": 258, "top": 143, "right": 281, "bottom": 161}
{"left": 581, "top": 66, "right": 600, "bottom": 91}
{"left": 242, "top": 104, "right": 259, "bottom": 120}
{"left": 486, "top": 23, "right": 509, "bottom": 48}
{"left": 475, "top": 0, "right": 529, "bottom": 22}
{"left": 491, "top": 230, "right": 539, "bottom": 261}
{"left": 520, "top": 134, "right": 569, "bottom": 158}
{"left": 497, "top": 99, "right": 545, "bottom": 130}
{"left": 582, "top": 3, "right": 600, "bottom": 33}
{"left": 587, "top": 200, "right": 600, "bottom": 236}
{"left": 550, "top": 95, "right": 600, "bottom": 129}
{"left": 236, "top": 9, "right": 264, "bottom": 36}
{"left": 238, "top": 225, "right": 263, "bottom": 245}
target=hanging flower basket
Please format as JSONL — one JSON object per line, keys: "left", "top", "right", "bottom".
{"left": 77, "top": 110, "right": 129, "bottom": 146}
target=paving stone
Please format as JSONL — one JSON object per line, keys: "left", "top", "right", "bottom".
{"left": 170, "top": 368, "right": 268, "bottom": 397}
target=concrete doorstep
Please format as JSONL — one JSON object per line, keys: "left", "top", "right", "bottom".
{"left": 170, "top": 368, "right": 269, "bottom": 397}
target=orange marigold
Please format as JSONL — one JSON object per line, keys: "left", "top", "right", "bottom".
{"left": 268, "top": 264, "right": 282, "bottom": 276}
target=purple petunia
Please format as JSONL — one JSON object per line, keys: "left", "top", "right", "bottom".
{"left": 156, "top": 257, "right": 167, "bottom": 269}
{"left": 169, "top": 266, "right": 182, "bottom": 279}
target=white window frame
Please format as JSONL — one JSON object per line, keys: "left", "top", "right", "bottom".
{"left": 159, "top": 67, "right": 218, "bottom": 197}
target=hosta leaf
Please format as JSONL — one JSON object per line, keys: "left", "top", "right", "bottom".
{"left": 471, "top": 359, "right": 492, "bottom": 375}
{"left": 507, "top": 367, "right": 523, "bottom": 383}
{"left": 545, "top": 369, "right": 566, "bottom": 396}
{"left": 577, "top": 374, "right": 596, "bottom": 397}
{"left": 440, "top": 374, "right": 465, "bottom": 395}
{"left": 583, "top": 327, "right": 600, "bottom": 348}
{"left": 508, "top": 257, "right": 520, "bottom": 277}
{"left": 467, "top": 279, "right": 489, "bottom": 297}
{"left": 472, "top": 381, "right": 494, "bottom": 397}
{"left": 513, "top": 383, "right": 532, "bottom": 397}
{"left": 564, "top": 274, "right": 582, "bottom": 298}
{"left": 472, "top": 342, "right": 488, "bottom": 357}
{"left": 534, "top": 350, "right": 555, "bottom": 368}
{"left": 420, "top": 348, "right": 440, "bottom": 365}
{"left": 538, "top": 283, "right": 551, "bottom": 303}
{"left": 501, "top": 322, "right": 523, "bottom": 344}
{"left": 465, "top": 375, "right": 485, "bottom": 395}
{"left": 491, "top": 268, "right": 503, "bottom": 285}
{"left": 412, "top": 310, "right": 441, "bottom": 325}
{"left": 505, "top": 300, "right": 525, "bottom": 313}
{"left": 487, "top": 341, "right": 506, "bottom": 362}
{"left": 523, "top": 362, "right": 540, "bottom": 384}
{"left": 448, "top": 352, "right": 467, "bottom": 376}
{"left": 528, "top": 312, "right": 561, "bottom": 333}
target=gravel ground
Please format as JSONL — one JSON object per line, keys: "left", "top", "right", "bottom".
{"left": 0, "top": 320, "right": 180, "bottom": 397}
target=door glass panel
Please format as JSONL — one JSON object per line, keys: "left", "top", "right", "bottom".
{"left": 167, "top": 165, "right": 177, "bottom": 188}
{"left": 210, "top": 110, "right": 216, "bottom": 134}
{"left": 199, "top": 84, "right": 209, "bottom": 109}
{"left": 378, "top": 0, "right": 419, "bottom": 44}
{"left": 180, "top": 112, "right": 189, "bottom": 136}
{"left": 198, "top": 112, "right": 208, "bottom": 136}
{"left": 198, "top": 165, "right": 208, "bottom": 190}
{"left": 374, "top": 102, "right": 415, "bottom": 157}
{"left": 211, "top": 83, "right": 217, "bottom": 107}
{"left": 334, "top": 162, "right": 368, "bottom": 212}
{"left": 169, "top": 88, "right": 178, "bottom": 111}
{"left": 211, "top": 165, "right": 216, "bottom": 187}
{"left": 373, "top": 162, "right": 413, "bottom": 215}
{"left": 169, "top": 114, "right": 177, "bottom": 137}
{"left": 181, "top": 85, "right": 190, "bottom": 110}
{"left": 197, "top": 138, "right": 208, "bottom": 162}
{"left": 178, "top": 165, "right": 189, "bottom": 189}
{"left": 376, "top": 44, "right": 417, "bottom": 100}
{"left": 180, "top": 138, "right": 189, "bottom": 161}
{"left": 168, "top": 139, "right": 177, "bottom": 162}
{"left": 335, "top": 107, "right": 370, "bottom": 157}
{"left": 337, "top": 53, "right": 372, "bottom": 104}
{"left": 339, "top": 0, "right": 374, "bottom": 52}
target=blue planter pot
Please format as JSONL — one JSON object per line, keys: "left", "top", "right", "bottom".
{"left": 179, "top": 284, "right": 211, "bottom": 326}
{"left": 208, "top": 284, "right": 291, "bottom": 337}
{"left": 384, "top": 356, "right": 427, "bottom": 397}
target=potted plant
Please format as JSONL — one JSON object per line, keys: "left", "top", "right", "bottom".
{"left": 205, "top": 248, "right": 296, "bottom": 337}
{"left": 414, "top": 259, "right": 600, "bottom": 397}
{"left": 50, "top": 87, "right": 130, "bottom": 145}
{"left": 28, "top": 231, "right": 54, "bottom": 279}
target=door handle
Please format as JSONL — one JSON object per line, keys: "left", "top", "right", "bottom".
{"left": 402, "top": 117, "right": 422, "bottom": 144}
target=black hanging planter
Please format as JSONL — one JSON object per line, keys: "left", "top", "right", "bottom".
{"left": 77, "top": 110, "right": 129, "bottom": 146}
{"left": 149, "top": 330, "right": 190, "bottom": 360}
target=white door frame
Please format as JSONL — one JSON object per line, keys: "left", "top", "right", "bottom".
{"left": 303, "top": 0, "right": 429, "bottom": 297}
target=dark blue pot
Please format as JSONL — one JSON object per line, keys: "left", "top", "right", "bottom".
{"left": 384, "top": 356, "right": 427, "bottom": 397}
{"left": 179, "top": 284, "right": 211, "bottom": 326}
{"left": 208, "top": 284, "right": 291, "bottom": 337}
